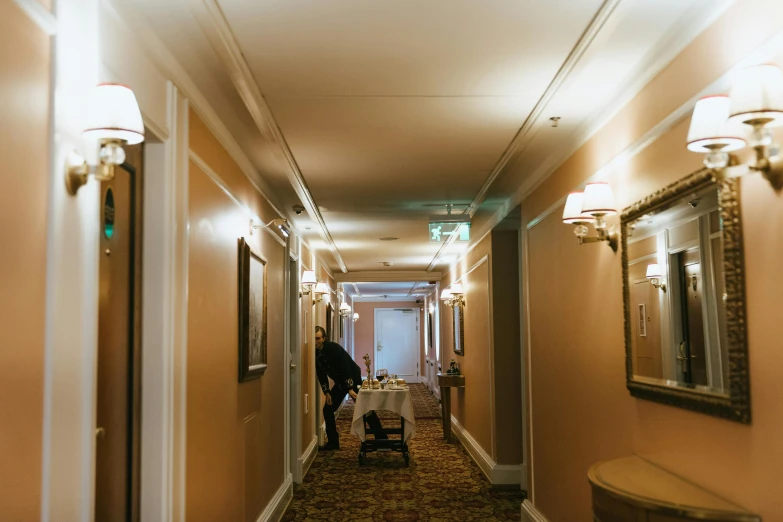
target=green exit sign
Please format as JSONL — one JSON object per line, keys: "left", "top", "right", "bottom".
{"left": 429, "top": 222, "right": 470, "bottom": 243}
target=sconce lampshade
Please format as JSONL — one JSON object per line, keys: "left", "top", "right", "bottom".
{"left": 301, "top": 270, "right": 317, "bottom": 286}
{"left": 686, "top": 96, "right": 747, "bottom": 153}
{"left": 440, "top": 289, "right": 453, "bottom": 301}
{"left": 353, "top": 313, "right": 359, "bottom": 321}
{"left": 729, "top": 64, "right": 783, "bottom": 127}
{"left": 340, "top": 302, "right": 351, "bottom": 313}
{"left": 562, "top": 192, "right": 596, "bottom": 224}
{"left": 450, "top": 283, "right": 464, "bottom": 295}
{"left": 83, "top": 83, "right": 145, "bottom": 145}
{"left": 646, "top": 264, "right": 663, "bottom": 279}
{"left": 314, "top": 282, "right": 329, "bottom": 295}
{"left": 582, "top": 182, "right": 617, "bottom": 216}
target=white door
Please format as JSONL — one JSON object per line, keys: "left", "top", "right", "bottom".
{"left": 374, "top": 309, "right": 420, "bottom": 383}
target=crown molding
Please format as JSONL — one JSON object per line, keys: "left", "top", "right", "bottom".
{"left": 334, "top": 271, "right": 442, "bottom": 283}
{"left": 352, "top": 297, "right": 422, "bottom": 303}
{"left": 470, "top": 0, "right": 736, "bottom": 245}
{"left": 464, "top": 0, "right": 623, "bottom": 220}
{"left": 187, "top": 0, "right": 347, "bottom": 273}
{"left": 13, "top": 0, "right": 56, "bottom": 35}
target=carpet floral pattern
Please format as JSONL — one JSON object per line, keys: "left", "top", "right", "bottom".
{"left": 338, "top": 383, "right": 442, "bottom": 421}
{"left": 282, "top": 418, "right": 525, "bottom": 521}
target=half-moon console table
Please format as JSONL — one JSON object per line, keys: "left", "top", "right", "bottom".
{"left": 588, "top": 456, "right": 760, "bottom": 522}
{"left": 436, "top": 373, "right": 465, "bottom": 442}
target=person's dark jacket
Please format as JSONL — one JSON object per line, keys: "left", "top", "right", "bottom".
{"left": 316, "top": 341, "right": 362, "bottom": 395}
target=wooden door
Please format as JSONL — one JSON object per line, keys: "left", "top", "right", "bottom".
{"left": 95, "top": 144, "right": 143, "bottom": 522}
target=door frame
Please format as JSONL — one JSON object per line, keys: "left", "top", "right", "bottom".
{"left": 373, "top": 308, "right": 421, "bottom": 383}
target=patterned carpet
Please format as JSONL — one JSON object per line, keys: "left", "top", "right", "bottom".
{"left": 338, "top": 383, "right": 442, "bottom": 421}
{"left": 283, "top": 386, "right": 525, "bottom": 521}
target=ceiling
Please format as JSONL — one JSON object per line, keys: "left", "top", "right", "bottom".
{"left": 117, "top": 0, "right": 735, "bottom": 276}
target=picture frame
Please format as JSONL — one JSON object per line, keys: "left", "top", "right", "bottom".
{"left": 427, "top": 312, "right": 433, "bottom": 350}
{"left": 638, "top": 303, "right": 647, "bottom": 338}
{"left": 238, "top": 238, "right": 268, "bottom": 382}
{"left": 453, "top": 305, "right": 464, "bottom": 355}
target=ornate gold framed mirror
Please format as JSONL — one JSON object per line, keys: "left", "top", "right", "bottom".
{"left": 621, "top": 168, "right": 750, "bottom": 423}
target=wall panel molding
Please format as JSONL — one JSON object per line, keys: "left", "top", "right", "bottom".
{"left": 255, "top": 474, "right": 292, "bottom": 522}
{"left": 12, "top": 0, "right": 56, "bottom": 35}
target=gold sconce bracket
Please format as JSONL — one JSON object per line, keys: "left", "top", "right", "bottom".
{"left": 576, "top": 225, "right": 618, "bottom": 252}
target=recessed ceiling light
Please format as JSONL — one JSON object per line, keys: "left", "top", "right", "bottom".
{"left": 379, "top": 237, "right": 399, "bottom": 241}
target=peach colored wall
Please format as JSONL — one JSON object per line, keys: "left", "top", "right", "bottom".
{"left": 0, "top": 4, "right": 50, "bottom": 519}
{"left": 521, "top": 1, "right": 783, "bottom": 519}
{"left": 299, "top": 246, "right": 314, "bottom": 451}
{"left": 491, "top": 231, "right": 523, "bottom": 465}
{"left": 442, "top": 234, "right": 494, "bottom": 458}
{"left": 352, "top": 301, "right": 425, "bottom": 380}
{"left": 186, "top": 110, "right": 286, "bottom": 522}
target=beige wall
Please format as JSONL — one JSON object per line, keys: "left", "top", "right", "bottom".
{"left": 521, "top": 0, "right": 783, "bottom": 519}
{"left": 442, "top": 235, "right": 495, "bottom": 458}
{"left": 186, "top": 110, "right": 286, "bottom": 522}
{"left": 352, "top": 301, "right": 425, "bottom": 380}
{"left": 0, "top": 3, "right": 50, "bottom": 519}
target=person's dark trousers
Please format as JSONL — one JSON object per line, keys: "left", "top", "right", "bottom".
{"left": 323, "top": 384, "right": 387, "bottom": 446}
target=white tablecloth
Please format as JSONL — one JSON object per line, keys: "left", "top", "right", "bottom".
{"left": 350, "top": 388, "right": 416, "bottom": 442}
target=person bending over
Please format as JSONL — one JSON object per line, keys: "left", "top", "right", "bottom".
{"left": 315, "top": 326, "right": 386, "bottom": 450}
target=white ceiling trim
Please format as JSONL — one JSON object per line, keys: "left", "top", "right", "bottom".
{"left": 351, "top": 283, "right": 362, "bottom": 297}
{"left": 469, "top": 0, "right": 736, "bottom": 247}
{"left": 13, "top": 0, "right": 56, "bottom": 35}
{"left": 525, "top": 24, "right": 783, "bottom": 232}
{"left": 463, "top": 0, "right": 622, "bottom": 220}
{"left": 187, "top": 0, "right": 348, "bottom": 273}
{"left": 334, "top": 271, "right": 442, "bottom": 283}
{"left": 102, "top": 0, "right": 291, "bottom": 227}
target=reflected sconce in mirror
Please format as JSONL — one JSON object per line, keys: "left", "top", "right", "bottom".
{"left": 312, "top": 282, "right": 329, "bottom": 305}
{"left": 300, "top": 269, "right": 317, "bottom": 297}
{"left": 339, "top": 302, "right": 352, "bottom": 317}
{"left": 65, "top": 83, "right": 145, "bottom": 195}
{"left": 645, "top": 263, "right": 666, "bottom": 292}
{"left": 562, "top": 183, "right": 618, "bottom": 251}
{"left": 250, "top": 217, "right": 290, "bottom": 238}
{"left": 686, "top": 64, "right": 783, "bottom": 190}
{"left": 353, "top": 312, "right": 359, "bottom": 323}
{"left": 441, "top": 283, "right": 465, "bottom": 308}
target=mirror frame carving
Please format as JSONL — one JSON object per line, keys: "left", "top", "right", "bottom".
{"left": 453, "top": 305, "right": 465, "bottom": 356}
{"left": 621, "top": 168, "right": 751, "bottom": 424}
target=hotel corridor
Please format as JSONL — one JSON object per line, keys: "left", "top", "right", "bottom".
{"left": 283, "top": 386, "right": 525, "bottom": 521}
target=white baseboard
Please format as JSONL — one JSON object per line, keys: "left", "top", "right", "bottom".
{"left": 520, "top": 500, "right": 549, "bottom": 522}
{"left": 255, "top": 473, "right": 293, "bottom": 522}
{"left": 451, "top": 415, "right": 525, "bottom": 486}
{"left": 299, "top": 437, "right": 317, "bottom": 481}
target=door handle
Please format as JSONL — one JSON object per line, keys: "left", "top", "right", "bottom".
{"left": 290, "top": 363, "right": 296, "bottom": 371}
{"left": 676, "top": 342, "right": 688, "bottom": 372}
{"left": 96, "top": 427, "right": 106, "bottom": 440}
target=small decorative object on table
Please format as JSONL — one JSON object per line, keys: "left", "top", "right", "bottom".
{"left": 446, "top": 359, "right": 460, "bottom": 375}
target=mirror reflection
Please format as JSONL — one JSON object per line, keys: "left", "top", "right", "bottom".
{"left": 625, "top": 183, "right": 729, "bottom": 396}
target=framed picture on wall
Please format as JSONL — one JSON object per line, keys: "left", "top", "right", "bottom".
{"left": 638, "top": 303, "right": 647, "bottom": 338}
{"left": 427, "top": 312, "right": 433, "bottom": 350}
{"left": 326, "top": 303, "right": 333, "bottom": 341}
{"left": 238, "top": 238, "right": 268, "bottom": 382}
{"left": 453, "top": 305, "right": 464, "bottom": 355}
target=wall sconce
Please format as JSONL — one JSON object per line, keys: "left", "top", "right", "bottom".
{"left": 65, "top": 83, "right": 145, "bottom": 195}
{"left": 646, "top": 264, "right": 667, "bottom": 292}
{"left": 312, "top": 282, "right": 329, "bottom": 305}
{"left": 339, "top": 302, "right": 352, "bottom": 317}
{"left": 562, "top": 182, "right": 618, "bottom": 252}
{"left": 441, "top": 283, "right": 465, "bottom": 308}
{"left": 686, "top": 64, "right": 783, "bottom": 190}
{"left": 250, "top": 217, "right": 290, "bottom": 238}
{"left": 300, "top": 270, "right": 317, "bottom": 297}
{"left": 353, "top": 312, "right": 359, "bottom": 323}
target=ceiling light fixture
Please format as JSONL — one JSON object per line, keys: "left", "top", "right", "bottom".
{"left": 685, "top": 64, "right": 783, "bottom": 190}
{"left": 65, "top": 83, "right": 145, "bottom": 195}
